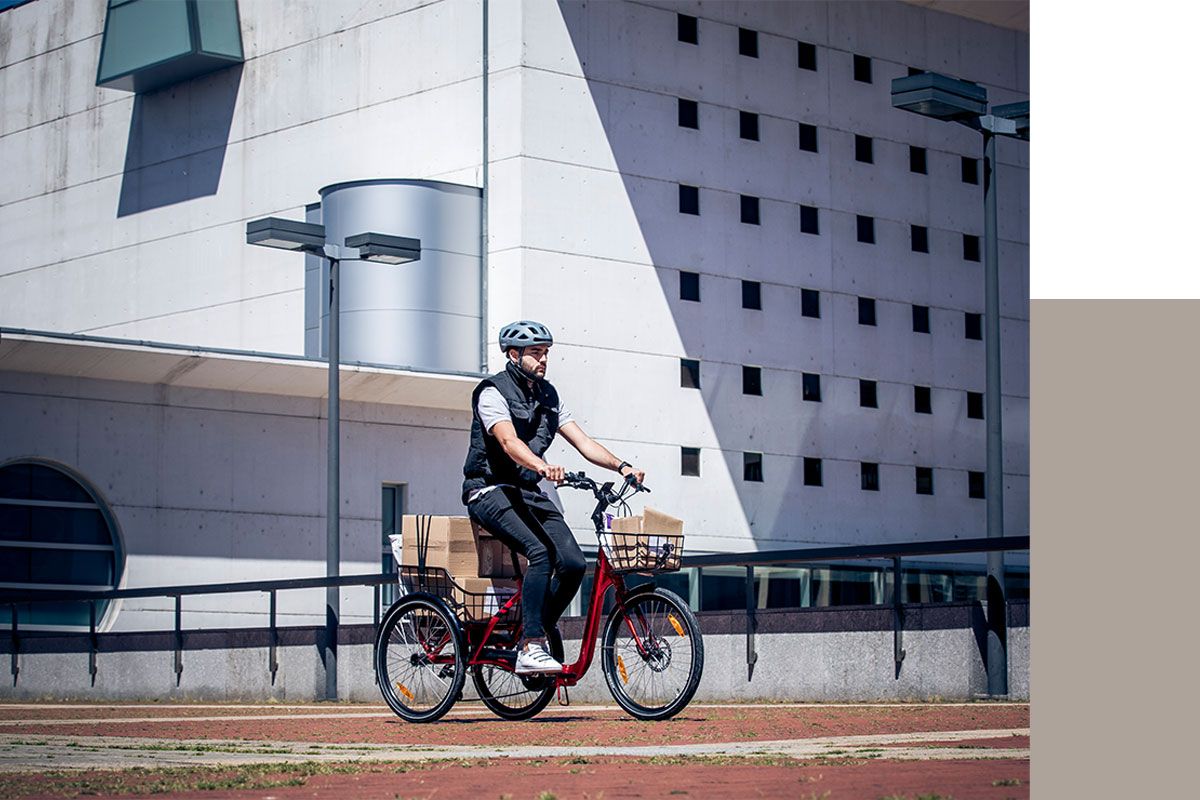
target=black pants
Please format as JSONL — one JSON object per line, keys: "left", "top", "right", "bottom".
{"left": 467, "top": 486, "right": 586, "bottom": 640}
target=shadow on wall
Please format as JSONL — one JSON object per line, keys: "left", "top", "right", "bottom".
{"left": 117, "top": 64, "right": 243, "bottom": 217}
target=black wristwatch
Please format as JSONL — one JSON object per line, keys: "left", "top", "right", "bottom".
{"left": 617, "top": 461, "right": 633, "bottom": 475}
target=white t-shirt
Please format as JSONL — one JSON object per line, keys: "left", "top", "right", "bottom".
{"left": 468, "top": 387, "right": 573, "bottom": 505}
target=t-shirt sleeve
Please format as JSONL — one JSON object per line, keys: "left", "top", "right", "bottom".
{"left": 557, "top": 402, "right": 574, "bottom": 427}
{"left": 476, "top": 386, "right": 512, "bottom": 434}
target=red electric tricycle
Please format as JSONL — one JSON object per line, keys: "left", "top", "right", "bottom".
{"left": 374, "top": 472, "right": 704, "bottom": 722}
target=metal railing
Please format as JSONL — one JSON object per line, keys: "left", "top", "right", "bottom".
{"left": 2, "top": 535, "right": 1029, "bottom": 693}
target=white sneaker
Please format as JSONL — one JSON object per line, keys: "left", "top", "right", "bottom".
{"left": 514, "top": 642, "right": 563, "bottom": 674}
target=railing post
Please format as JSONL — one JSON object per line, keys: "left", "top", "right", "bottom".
{"left": 268, "top": 590, "right": 278, "bottom": 685}
{"left": 9, "top": 605, "right": 17, "bottom": 685}
{"left": 689, "top": 567, "right": 703, "bottom": 612}
{"left": 89, "top": 600, "right": 98, "bottom": 686}
{"left": 745, "top": 565, "right": 757, "bottom": 680}
{"left": 173, "top": 595, "right": 183, "bottom": 685}
{"left": 372, "top": 583, "right": 381, "bottom": 685}
{"left": 892, "top": 557, "right": 906, "bottom": 678}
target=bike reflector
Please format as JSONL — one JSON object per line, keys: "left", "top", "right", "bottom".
{"left": 668, "top": 613, "right": 686, "bottom": 637}
{"left": 396, "top": 682, "right": 415, "bottom": 701}
{"left": 617, "top": 655, "right": 629, "bottom": 684}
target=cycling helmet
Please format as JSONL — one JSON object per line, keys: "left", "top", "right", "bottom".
{"left": 498, "top": 320, "right": 554, "bottom": 353}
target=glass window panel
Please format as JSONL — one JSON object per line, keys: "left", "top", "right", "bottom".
{"left": 99, "top": 0, "right": 193, "bottom": 82}
{"left": 0, "top": 463, "right": 32, "bottom": 499}
{"left": 196, "top": 0, "right": 244, "bottom": 59}
{"left": 30, "top": 464, "right": 93, "bottom": 503}
{"left": 0, "top": 506, "right": 32, "bottom": 540}
{"left": 29, "top": 507, "right": 111, "bottom": 545}
{"left": 30, "top": 550, "right": 116, "bottom": 586}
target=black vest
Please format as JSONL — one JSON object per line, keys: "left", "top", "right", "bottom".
{"left": 461, "top": 363, "right": 561, "bottom": 504}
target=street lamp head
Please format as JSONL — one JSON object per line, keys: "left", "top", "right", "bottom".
{"left": 344, "top": 232, "right": 421, "bottom": 264}
{"left": 891, "top": 72, "right": 988, "bottom": 121}
{"left": 246, "top": 217, "right": 326, "bottom": 254}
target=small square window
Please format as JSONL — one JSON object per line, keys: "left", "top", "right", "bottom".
{"left": 968, "top": 470, "right": 986, "bottom": 499}
{"left": 861, "top": 462, "right": 880, "bottom": 491}
{"left": 802, "top": 373, "right": 821, "bottom": 402}
{"left": 915, "top": 467, "right": 934, "bottom": 495}
{"left": 859, "top": 379, "right": 878, "bottom": 409}
{"left": 967, "top": 391, "right": 984, "bottom": 419}
{"left": 911, "top": 225, "right": 928, "bottom": 253}
{"left": 681, "top": 446, "right": 701, "bottom": 476}
{"left": 914, "top": 385, "right": 932, "bottom": 414}
{"left": 803, "top": 457, "right": 823, "bottom": 486}
{"left": 742, "top": 280, "right": 762, "bottom": 310}
{"left": 800, "top": 204, "right": 819, "bottom": 235}
{"left": 678, "top": 98, "right": 699, "bottom": 129}
{"left": 909, "top": 146, "right": 927, "bottom": 174}
{"left": 680, "top": 358, "right": 701, "bottom": 389}
{"left": 801, "top": 288, "right": 820, "bottom": 318}
{"left": 680, "top": 270, "right": 700, "bottom": 302}
{"left": 853, "top": 54, "right": 872, "bottom": 83}
{"left": 912, "top": 304, "right": 930, "bottom": 333}
{"left": 798, "top": 123, "right": 818, "bottom": 152}
{"left": 744, "top": 452, "right": 764, "bottom": 482}
{"left": 742, "top": 365, "right": 762, "bottom": 396}
{"left": 739, "top": 27, "right": 758, "bottom": 57}
{"left": 857, "top": 215, "right": 875, "bottom": 244}
{"left": 965, "top": 312, "right": 982, "bottom": 340}
{"left": 855, "top": 135, "right": 873, "bottom": 164}
{"left": 798, "top": 41, "right": 817, "bottom": 70}
{"left": 962, "top": 156, "right": 979, "bottom": 184}
{"left": 679, "top": 184, "right": 699, "bottom": 215}
{"left": 739, "top": 111, "right": 759, "bottom": 141}
{"left": 858, "top": 297, "right": 876, "bottom": 326}
{"left": 678, "top": 13, "right": 698, "bottom": 44}
{"left": 740, "top": 195, "right": 760, "bottom": 225}
{"left": 963, "top": 234, "right": 981, "bottom": 262}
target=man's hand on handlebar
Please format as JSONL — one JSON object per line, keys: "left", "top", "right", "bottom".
{"left": 618, "top": 463, "right": 647, "bottom": 488}
{"left": 538, "top": 463, "right": 566, "bottom": 483}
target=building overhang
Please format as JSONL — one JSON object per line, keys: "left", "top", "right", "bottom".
{"left": 0, "top": 329, "right": 481, "bottom": 412}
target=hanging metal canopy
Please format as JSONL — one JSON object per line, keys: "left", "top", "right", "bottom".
{"left": 96, "top": 0, "right": 244, "bottom": 93}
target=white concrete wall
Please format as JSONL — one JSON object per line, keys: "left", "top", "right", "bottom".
{"left": 0, "top": 368, "right": 472, "bottom": 631}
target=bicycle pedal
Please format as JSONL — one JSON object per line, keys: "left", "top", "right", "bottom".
{"left": 556, "top": 684, "right": 570, "bottom": 706}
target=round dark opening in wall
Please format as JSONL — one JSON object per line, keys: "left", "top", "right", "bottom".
{"left": 0, "top": 460, "right": 124, "bottom": 630}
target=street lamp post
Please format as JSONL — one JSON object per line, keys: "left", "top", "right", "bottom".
{"left": 891, "top": 74, "right": 1028, "bottom": 697}
{"left": 246, "top": 216, "right": 420, "bottom": 700}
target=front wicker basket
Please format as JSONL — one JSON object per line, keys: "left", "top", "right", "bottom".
{"left": 601, "top": 532, "right": 684, "bottom": 574}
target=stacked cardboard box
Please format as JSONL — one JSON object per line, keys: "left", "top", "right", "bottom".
{"left": 608, "top": 506, "right": 684, "bottom": 572}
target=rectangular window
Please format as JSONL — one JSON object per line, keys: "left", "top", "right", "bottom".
{"left": 859, "top": 379, "right": 878, "bottom": 408}
{"left": 962, "top": 156, "right": 979, "bottom": 184}
{"left": 910, "top": 146, "right": 927, "bottom": 174}
{"left": 969, "top": 470, "right": 986, "bottom": 499}
{"left": 681, "top": 447, "right": 701, "bottom": 476}
{"left": 381, "top": 484, "right": 406, "bottom": 606}
{"left": 914, "top": 385, "right": 932, "bottom": 414}
{"left": 678, "top": 13, "right": 698, "bottom": 44}
{"left": 680, "top": 270, "right": 700, "bottom": 302}
{"left": 967, "top": 391, "right": 984, "bottom": 419}
{"left": 678, "top": 98, "right": 699, "bottom": 129}
{"left": 739, "top": 27, "right": 758, "bottom": 57}
{"left": 965, "top": 312, "right": 983, "bottom": 340}
{"left": 740, "top": 195, "right": 760, "bottom": 225}
{"left": 742, "top": 365, "right": 762, "bottom": 396}
{"left": 800, "top": 204, "right": 819, "bottom": 234}
{"left": 743, "top": 452, "right": 764, "bottom": 482}
{"left": 742, "top": 280, "right": 762, "bottom": 310}
{"left": 739, "top": 110, "right": 759, "bottom": 141}
{"left": 861, "top": 462, "right": 879, "bottom": 492}
{"left": 858, "top": 297, "right": 877, "bottom": 326}
{"left": 801, "top": 288, "right": 820, "bottom": 318}
{"left": 912, "top": 304, "right": 930, "bottom": 333}
{"left": 803, "top": 457, "right": 823, "bottom": 486}
{"left": 915, "top": 466, "right": 934, "bottom": 495}
{"left": 963, "top": 234, "right": 981, "bottom": 262}
{"left": 857, "top": 215, "right": 875, "bottom": 244}
{"left": 855, "top": 135, "right": 873, "bottom": 164}
{"left": 802, "top": 373, "right": 821, "bottom": 402}
{"left": 679, "top": 184, "right": 699, "bottom": 215}
{"left": 680, "top": 358, "right": 701, "bottom": 389}
{"left": 798, "top": 41, "right": 817, "bottom": 70}
{"left": 853, "top": 54, "right": 872, "bottom": 83}
{"left": 798, "top": 123, "right": 818, "bottom": 152}
{"left": 911, "top": 225, "right": 928, "bottom": 253}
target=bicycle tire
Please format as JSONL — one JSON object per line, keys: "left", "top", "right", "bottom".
{"left": 471, "top": 627, "right": 564, "bottom": 721}
{"left": 375, "top": 594, "right": 466, "bottom": 723}
{"left": 601, "top": 587, "right": 703, "bottom": 721}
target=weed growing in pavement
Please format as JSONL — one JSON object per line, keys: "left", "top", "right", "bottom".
{"left": 536, "top": 793, "right": 558, "bottom": 800}
{"left": 992, "top": 778, "right": 1022, "bottom": 786}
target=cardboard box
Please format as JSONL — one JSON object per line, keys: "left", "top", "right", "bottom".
{"left": 607, "top": 506, "right": 684, "bottom": 572}
{"left": 400, "top": 515, "right": 527, "bottom": 579}
{"left": 454, "top": 576, "right": 519, "bottom": 622}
